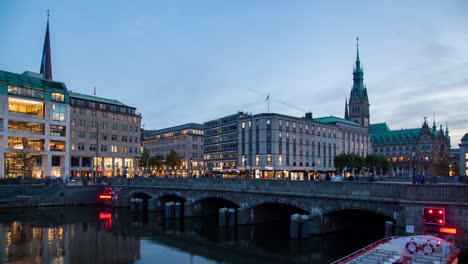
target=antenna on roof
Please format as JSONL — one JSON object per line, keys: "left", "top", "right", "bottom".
{"left": 93, "top": 86, "right": 96, "bottom": 96}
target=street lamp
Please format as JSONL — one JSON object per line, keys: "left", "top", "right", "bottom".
{"left": 146, "top": 156, "right": 151, "bottom": 177}
{"left": 412, "top": 152, "right": 416, "bottom": 184}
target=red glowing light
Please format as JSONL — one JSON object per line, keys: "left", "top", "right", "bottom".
{"left": 428, "top": 209, "right": 433, "bottom": 214}
{"left": 438, "top": 210, "right": 443, "bottom": 214}
{"left": 99, "top": 212, "right": 112, "bottom": 219}
{"left": 438, "top": 219, "right": 444, "bottom": 224}
{"left": 440, "top": 227, "right": 457, "bottom": 234}
{"left": 99, "top": 195, "right": 112, "bottom": 199}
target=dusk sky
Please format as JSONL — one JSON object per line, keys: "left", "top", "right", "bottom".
{"left": 1, "top": 0, "right": 467, "bottom": 146}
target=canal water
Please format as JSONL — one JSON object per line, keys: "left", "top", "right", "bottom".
{"left": 0, "top": 206, "right": 386, "bottom": 264}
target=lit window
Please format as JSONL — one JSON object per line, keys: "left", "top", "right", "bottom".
{"left": 242, "top": 122, "right": 245, "bottom": 129}
{"left": 267, "top": 119, "right": 271, "bottom": 125}
{"left": 278, "top": 155, "right": 282, "bottom": 165}
{"left": 255, "top": 155, "right": 259, "bottom": 166}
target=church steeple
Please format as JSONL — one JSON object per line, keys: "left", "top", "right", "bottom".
{"left": 344, "top": 97, "right": 349, "bottom": 120}
{"left": 352, "top": 37, "right": 365, "bottom": 99}
{"left": 348, "top": 38, "right": 370, "bottom": 128}
{"left": 40, "top": 11, "right": 53, "bottom": 80}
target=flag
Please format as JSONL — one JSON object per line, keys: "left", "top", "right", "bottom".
{"left": 94, "top": 87, "right": 96, "bottom": 96}
{"left": 265, "top": 94, "right": 269, "bottom": 102}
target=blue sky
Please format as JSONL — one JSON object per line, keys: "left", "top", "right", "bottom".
{"left": 1, "top": 0, "right": 467, "bottom": 146}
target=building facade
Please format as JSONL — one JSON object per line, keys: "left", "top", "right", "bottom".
{"left": 314, "top": 116, "right": 371, "bottom": 157}
{"left": 370, "top": 119, "right": 451, "bottom": 176}
{"left": 69, "top": 92, "right": 141, "bottom": 178}
{"left": 460, "top": 133, "right": 468, "bottom": 176}
{"left": 204, "top": 112, "right": 248, "bottom": 176}
{"left": 142, "top": 123, "right": 204, "bottom": 176}
{"left": 0, "top": 70, "right": 70, "bottom": 178}
{"left": 449, "top": 148, "right": 460, "bottom": 176}
{"left": 204, "top": 112, "right": 370, "bottom": 179}
{"left": 237, "top": 113, "right": 340, "bottom": 179}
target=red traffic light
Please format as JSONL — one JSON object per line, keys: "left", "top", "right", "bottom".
{"left": 428, "top": 209, "right": 433, "bottom": 214}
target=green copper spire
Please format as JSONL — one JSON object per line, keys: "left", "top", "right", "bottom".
{"left": 352, "top": 37, "right": 365, "bottom": 98}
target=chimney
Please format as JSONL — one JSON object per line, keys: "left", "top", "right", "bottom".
{"left": 305, "top": 112, "right": 313, "bottom": 120}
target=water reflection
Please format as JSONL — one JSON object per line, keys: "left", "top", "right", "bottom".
{"left": 0, "top": 206, "right": 385, "bottom": 264}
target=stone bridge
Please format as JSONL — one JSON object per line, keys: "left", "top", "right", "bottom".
{"left": 107, "top": 178, "right": 468, "bottom": 254}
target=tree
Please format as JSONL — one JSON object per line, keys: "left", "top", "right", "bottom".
{"left": 365, "top": 154, "right": 390, "bottom": 175}
{"left": 139, "top": 148, "right": 151, "bottom": 168}
{"left": 334, "top": 153, "right": 364, "bottom": 175}
{"left": 165, "top": 150, "right": 183, "bottom": 171}
{"left": 8, "top": 149, "right": 37, "bottom": 179}
{"left": 151, "top": 155, "right": 165, "bottom": 171}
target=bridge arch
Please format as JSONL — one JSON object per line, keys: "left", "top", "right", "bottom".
{"left": 321, "top": 208, "right": 395, "bottom": 235}
{"left": 190, "top": 196, "right": 240, "bottom": 216}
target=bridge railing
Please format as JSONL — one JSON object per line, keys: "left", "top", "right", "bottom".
{"left": 107, "top": 178, "right": 468, "bottom": 203}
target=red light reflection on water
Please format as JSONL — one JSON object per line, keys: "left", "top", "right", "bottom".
{"left": 99, "top": 212, "right": 112, "bottom": 230}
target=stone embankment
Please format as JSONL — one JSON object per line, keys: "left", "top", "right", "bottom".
{"left": 0, "top": 182, "right": 103, "bottom": 208}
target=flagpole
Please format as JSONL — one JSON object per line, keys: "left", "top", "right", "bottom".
{"left": 268, "top": 96, "right": 270, "bottom": 113}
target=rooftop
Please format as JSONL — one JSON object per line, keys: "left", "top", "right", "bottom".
{"left": 143, "top": 123, "right": 204, "bottom": 136}
{"left": 69, "top": 91, "right": 130, "bottom": 107}
{"left": 0, "top": 69, "right": 67, "bottom": 92}
{"left": 314, "top": 116, "right": 362, "bottom": 127}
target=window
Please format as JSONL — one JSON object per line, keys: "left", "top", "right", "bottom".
{"left": 8, "top": 85, "right": 45, "bottom": 99}
{"left": 51, "top": 93, "right": 65, "bottom": 102}
{"left": 71, "top": 143, "right": 75, "bottom": 150}
{"left": 267, "top": 154, "right": 272, "bottom": 165}
{"left": 111, "top": 146, "right": 118, "bottom": 152}
{"left": 8, "top": 136, "right": 44, "bottom": 150}
{"left": 51, "top": 156, "right": 61, "bottom": 166}
{"left": 50, "top": 125, "right": 66, "bottom": 136}
{"left": 101, "top": 134, "right": 107, "bottom": 140}
{"left": 267, "top": 119, "right": 271, "bottom": 125}
{"left": 79, "top": 109, "right": 85, "bottom": 115}
{"left": 79, "top": 120, "right": 86, "bottom": 127}
{"left": 78, "top": 131, "right": 85, "bottom": 138}
{"left": 8, "top": 98, "right": 45, "bottom": 117}
{"left": 255, "top": 155, "right": 260, "bottom": 166}
{"left": 278, "top": 155, "right": 282, "bottom": 165}
{"left": 91, "top": 111, "right": 97, "bottom": 117}
{"left": 121, "top": 147, "right": 128, "bottom": 153}
{"left": 102, "top": 112, "right": 108, "bottom": 118}
{"left": 8, "top": 120, "right": 44, "bottom": 135}
{"left": 89, "top": 144, "right": 96, "bottom": 151}
{"left": 50, "top": 140, "right": 66, "bottom": 151}
{"left": 77, "top": 143, "right": 85, "bottom": 150}
{"left": 101, "top": 145, "right": 107, "bottom": 152}
{"left": 72, "top": 119, "right": 76, "bottom": 126}
{"left": 111, "top": 135, "right": 118, "bottom": 141}
{"left": 122, "top": 136, "right": 127, "bottom": 142}
{"left": 90, "top": 133, "right": 97, "bottom": 139}
{"left": 242, "top": 122, "right": 245, "bottom": 128}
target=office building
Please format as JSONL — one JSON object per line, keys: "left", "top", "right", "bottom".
{"left": 69, "top": 92, "right": 142, "bottom": 178}
{"left": 142, "top": 123, "right": 204, "bottom": 176}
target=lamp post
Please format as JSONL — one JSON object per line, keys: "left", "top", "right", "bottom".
{"left": 412, "top": 152, "right": 416, "bottom": 184}
{"left": 146, "top": 156, "right": 151, "bottom": 177}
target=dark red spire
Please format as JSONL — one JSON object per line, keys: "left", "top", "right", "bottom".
{"left": 40, "top": 12, "right": 53, "bottom": 80}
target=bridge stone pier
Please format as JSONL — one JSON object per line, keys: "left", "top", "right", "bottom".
{"left": 107, "top": 178, "right": 468, "bottom": 254}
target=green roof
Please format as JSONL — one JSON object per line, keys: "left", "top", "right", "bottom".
{"left": 370, "top": 122, "right": 449, "bottom": 144}
{"left": 370, "top": 123, "right": 421, "bottom": 138}
{"left": 69, "top": 91, "right": 129, "bottom": 107}
{"left": 314, "top": 116, "right": 362, "bottom": 127}
{"left": 0, "top": 70, "right": 67, "bottom": 92}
